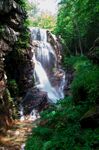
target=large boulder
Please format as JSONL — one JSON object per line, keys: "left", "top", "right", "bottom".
{"left": 22, "top": 88, "right": 48, "bottom": 115}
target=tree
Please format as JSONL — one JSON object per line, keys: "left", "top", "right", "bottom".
{"left": 26, "top": 1, "right": 39, "bottom": 17}
{"left": 29, "top": 12, "right": 56, "bottom": 32}
{"left": 55, "top": 0, "right": 99, "bottom": 55}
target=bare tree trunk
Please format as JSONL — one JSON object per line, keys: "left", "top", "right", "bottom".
{"left": 75, "top": 44, "right": 78, "bottom": 55}
{"left": 78, "top": 38, "right": 83, "bottom": 55}
{"left": 65, "top": 43, "right": 72, "bottom": 56}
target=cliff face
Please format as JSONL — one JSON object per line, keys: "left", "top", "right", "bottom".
{"left": 0, "top": 0, "right": 29, "bottom": 131}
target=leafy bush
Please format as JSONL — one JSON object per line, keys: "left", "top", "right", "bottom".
{"left": 63, "top": 56, "right": 91, "bottom": 70}
{"left": 8, "top": 80, "right": 19, "bottom": 97}
{"left": 25, "top": 96, "right": 99, "bottom": 150}
{"left": 25, "top": 56, "right": 99, "bottom": 150}
{"left": 63, "top": 56, "right": 99, "bottom": 104}
{"left": 66, "top": 56, "right": 99, "bottom": 108}
{"left": 71, "top": 61, "right": 99, "bottom": 105}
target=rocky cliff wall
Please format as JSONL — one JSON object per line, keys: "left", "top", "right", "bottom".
{"left": 0, "top": 0, "right": 31, "bottom": 132}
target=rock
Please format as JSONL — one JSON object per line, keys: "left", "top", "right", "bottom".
{"left": 0, "top": 39, "right": 10, "bottom": 52}
{"left": 80, "top": 106, "right": 99, "bottom": 128}
{"left": 64, "top": 68, "right": 74, "bottom": 96}
{"left": 0, "top": 0, "right": 13, "bottom": 14}
{"left": 15, "top": 130, "right": 20, "bottom": 136}
{"left": 47, "top": 30, "right": 62, "bottom": 65}
{"left": 0, "top": 0, "right": 27, "bottom": 130}
{"left": 22, "top": 88, "right": 48, "bottom": 114}
{"left": 0, "top": 0, "right": 26, "bottom": 16}
{"left": 3, "top": 26, "right": 18, "bottom": 43}
{"left": 88, "top": 37, "right": 99, "bottom": 63}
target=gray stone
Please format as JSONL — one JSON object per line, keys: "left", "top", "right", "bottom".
{"left": 3, "top": 26, "right": 18, "bottom": 43}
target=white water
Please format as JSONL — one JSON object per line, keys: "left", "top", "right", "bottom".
{"left": 33, "top": 55, "right": 61, "bottom": 103}
{"left": 31, "top": 28, "right": 65, "bottom": 103}
{"left": 19, "top": 104, "right": 40, "bottom": 122}
{"left": 19, "top": 105, "right": 25, "bottom": 121}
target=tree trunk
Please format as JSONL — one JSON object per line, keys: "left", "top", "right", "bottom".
{"left": 73, "top": 19, "right": 83, "bottom": 55}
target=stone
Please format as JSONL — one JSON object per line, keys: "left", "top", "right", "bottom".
{"left": 80, "top": 106, "right": 99, "bottom": 129}
{"left": 0, "top": 39, "right": 11, "bottom": 53}
{"left": 88, "top": 37, "right": 99, "bottom": 63}
{"left": 0, "top": 0, "right": 27, "bottom": 131}
{"left": 3, "top": 26, "right": 18, "bottom": 43}
{"left": 64, "top": 68, "right": 74, "bottom": 96}
{"left": 0, "top": 0, "right": 13, "bottom": 14}
{"left": 22, "top": 88, "right": 48, "bottom": 115}
{"left": 47, "top": 30, "right": 62, "bottom": 64}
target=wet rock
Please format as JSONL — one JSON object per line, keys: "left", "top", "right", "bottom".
{"left": 22, "top": 88, "right": 48, "bottom": 114}
{"left": 47, "top": 30, "right": 62, "bottom": 65}
{"left": 64, "top": 68, "right": 74, "bottom": 96}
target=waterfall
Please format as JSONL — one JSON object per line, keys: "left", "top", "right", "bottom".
{"left": 31, "top": 28, "right": 65, "bottom": 103}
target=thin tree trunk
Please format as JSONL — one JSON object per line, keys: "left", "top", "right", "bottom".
{"left": 75, "top": 44, "right": 78, "bottom": 55}
{"left": 73, "top": 19, "right": 83, "bottom": 55}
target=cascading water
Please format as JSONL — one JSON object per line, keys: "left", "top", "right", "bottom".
{"left": 31, "top": 28, "right": 65, "bottom": 103}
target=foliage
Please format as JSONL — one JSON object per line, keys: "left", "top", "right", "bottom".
{"left": 71, "top": 64, "right": 99, "bottom": 105}
{"left": 55, "top": 0, "right": 99, "bottom": 55}
{"left": 63, "top": 56, "right": 99, "bottom": 104}
{"left": 26, "top": 1, "right": 39, "bottom": 17}
{"left": 25, "top": 57, "right": 99, "bottom": 150}
{"left": 25, "top": 97, "right": 99, "bottom": 150}
{"left": 63, "top": 55, "right": 90, "bottom": 69}
{"left": 29, "top": 12, "right": 56, "bottom": 32}
{"left": 15, "top": 0, "right": 27, "bottom": 9}
{"left": 8, "top": 80, "right": 19, "bottom": 97}
{"left": 26, "top": 0, "right": 56, "bottom": 32}
{"left": 0, "top": 89, "right": 17, "bottom": 119}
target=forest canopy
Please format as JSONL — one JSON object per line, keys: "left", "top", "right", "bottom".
{"left": 55, "top": 0, "right": 99, "bottom": 55}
